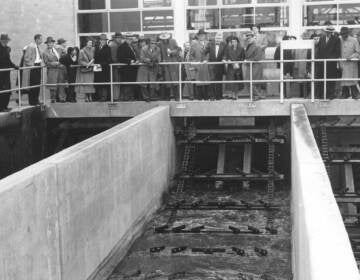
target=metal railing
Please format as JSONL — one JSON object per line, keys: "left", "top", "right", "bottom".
{"left": 1, "top": 58, "right": 359, "bottom": 109}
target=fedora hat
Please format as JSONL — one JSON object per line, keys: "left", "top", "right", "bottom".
{"left": 245, "top": 31, "right": 255, "bottom": 38}
{"left": 45, "top": 36, "right": 55, "bottom": 44}
{"left": 0, "top": 34, "right": 11, "bottom": 41}
{"left": 159, "top": 33, "right": 171, "bottom": 40}
{"left": 99, "top": 34, "right": 107, "bottom": 40}
{"left": 197, "top": 29, "right": 208, "bottom": 36}
{"left": 113, "top": 32, "right": 123, "bottom": 39}
{"left": 324, "top": 25, "right": 335, "bottom": 33}
{"left": 340, "top": 26, "right": 349, "bottom": 35}
{"left": 57, "top": 38, "right": 66, "bottom": 45}
{"left": 150, "top": 37, "right": 158, "bottom": 44}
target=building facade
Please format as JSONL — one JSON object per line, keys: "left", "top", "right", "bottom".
{"left": 0, "top": 0, "right": 360, "bottom": 62}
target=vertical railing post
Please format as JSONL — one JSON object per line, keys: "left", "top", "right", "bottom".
{"left": 178, "top": 62, "right": 182, "bottom": 102}
{"left": 42, "top": 66, "right": 46, "bottom": 104}
{"left": 110, "top": 64, "right": 114, "bottom": 103}
{"left": 250, "top": 61, "right": 253, "bottom": 102}
{"left": 280, "top": 59, "right": 284, "bottom": 103}
{"left": 17, "top": 68, "right": 22, "bottom": 108}
{"left": 311, "top": 59, "right": 315, "bottom": 102}
{"left": 323, "top": 60, "right": 327, "bottom": 100}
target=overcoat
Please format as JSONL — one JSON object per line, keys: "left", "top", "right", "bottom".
{"left": 189, "top": 40, "right": 210, "bottom": 85}
{"left": 75, "top": 47, "right": 95, "bottom": 95}
{"left": 94, "top": 44, "right": 112, "bottom": 84}
{"left": 224, "top": 45, "right": 245, "bottom": 92}
{"left": 340, "top": 36, "right": 360, "bottom": 86}
{"left": 117, "top": 42, "right": 137, "bottom": 82}
{"left": 243, "top": 42, "right": 263, "bottom": 83}
{"left": 137, "top": 45, "right": 161, "bottom": 89}
{"left": 42, "top": 47, "right": 60, "bottom": 90}
{"left": 0, "top": 44, "right": 16, "bottom": 90}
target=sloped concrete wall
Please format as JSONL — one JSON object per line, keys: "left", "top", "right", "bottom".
{"left": 0, "top": 106, "right": 176, "bottom": 280}
{"left": 291, "top": 104, "right": 360, "bottom": 280}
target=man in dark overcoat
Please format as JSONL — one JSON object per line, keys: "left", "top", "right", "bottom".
{"left": 316, "top": 25, "right": 341, "bottom": 99}
{"left": 208, "top": 32, "right": 227, "bottom": 100}
{"left": 0, "top": 34, "right": 17, "bottom": 111}
{"left": 117, "top": 33, "right": 138, "bottom": 101}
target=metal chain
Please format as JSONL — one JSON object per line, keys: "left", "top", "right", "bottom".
{"left": 266, "top": 120, "right": 276, "bottom": 229}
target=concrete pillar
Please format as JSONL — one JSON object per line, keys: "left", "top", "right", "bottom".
{"left": 243, "top": 144, "right": 252, "bottom": 188}
{"left": 173, "top": 0, "right": 186, "bottom": 47}
{"left": 215, "top": 144, "right": 226, "bottom": 189}
{"left": 289, "top": 0, "right": 305, "bottom": 38}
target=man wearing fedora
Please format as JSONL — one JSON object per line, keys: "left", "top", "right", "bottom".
{"left": 339, "top": 26, "right": 360, "bottom": 99}
{"left": 117, "top": 33, "right": 138, "bottom": 101}
{"left": 0, "top": 34, "right": 18, "bottom": 111}
{"left": 189, "top": 29, "right": 211, "bottom": 100}
{"left": 316, "top": 25, "right": 341, "bottom": 99}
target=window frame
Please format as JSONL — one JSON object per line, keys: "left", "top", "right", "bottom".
{"left": 76, "top": 0, "right": 175, "bottom": 46}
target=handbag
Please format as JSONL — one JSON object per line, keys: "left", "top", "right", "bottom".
{"left": 93, "top": 64, "right": 102, "bottom": 72}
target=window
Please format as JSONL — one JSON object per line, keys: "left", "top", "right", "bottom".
{"left": 255, "top": 6, "right": 289, "bottom": 27}
{"left": 110, "top": 12, "right": 141, "bottom": 32}
{"left": 338, "top": 3, "right": 360, "bottom": 25}
{"left": 221, "top": 8, "right": 254, "bottom": 29}
{"left": 188, "top": 0, "right": 217, "bottom": 6}
{"left": 223, "top": 0, "right": 251, "bottom": 4}
{"left": 303, "top": 1, "right": 360, "bottom": 28}
{"left": 187, "top": 9, "right": 220, "bottom": 30}
{"left": 111, "top": 0, "right": 138, "bottom": 9}
{"left": 78, "top": 0, "right": 105, "bottom": 10}
{"left": 78, "top": 13, "right": 108, "bottom": 33}
{"left": 143, "top": 10, "right": 174, "bottom": 31}
{"left": 77, "top": 0, "right": 174, "bottom": 38}
{"left": 304, "top": 4, "right": 337, "bottom": 26}
{"left": 143, "top": 0, "right": 172, "bottom": 8}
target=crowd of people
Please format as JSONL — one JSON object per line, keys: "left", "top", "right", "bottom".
{"left": 0, "top": 24, "right": 360, "bottom": 111}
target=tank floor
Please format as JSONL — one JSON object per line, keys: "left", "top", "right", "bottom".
{"left": 109, "top": 184, "right": 291, "bottom": 280}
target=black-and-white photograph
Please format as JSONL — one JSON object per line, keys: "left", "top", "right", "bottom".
{"left": 0, "top": 0, "right": 360, "bottom": 279}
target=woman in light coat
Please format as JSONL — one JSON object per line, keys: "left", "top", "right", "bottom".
{"left": 75, "top": 38, "right": 95, "bottom": 102}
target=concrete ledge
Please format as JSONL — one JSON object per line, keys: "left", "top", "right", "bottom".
{"left": 291, "top": 104, "right": 360, "bottom": 280}
{"left": 0, "top": 106, "right": 176, "bottom": 280}
{"left": 46, "top": 99, "right": 360, "bottom": 118}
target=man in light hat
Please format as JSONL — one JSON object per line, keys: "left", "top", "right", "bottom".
{"left": 339, "top": 26, "right": 360, "bottom": 99}
{"left": 316, "top": 25, "right": 341, "bottom": 99}
{"left": 55, "top": 38, "right": 67, "bottom": 102}
{"left": 243, "top": 31, "right": 264, "bottom": 100}
{"left": 0, "top": 34, "right": 18, "bottom": 111}
{"left": 137, "top": 37, "right": 161, "bottom": 101}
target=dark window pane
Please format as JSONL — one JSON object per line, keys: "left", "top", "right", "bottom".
{"left": 79, "top": 0, "right": 105, "bottom": 10}
{"left": 187, "top": 9, "right": 219, "bottom": 30}
{"left": 78, "top": 13, "right": 108, "bottom": 33}
{"left": 255, "top": 6, "right": 289, "bottom": 27}
{"left": 257, "top": 0, "right": 287, "bottom": 3}
{"left": 143, "top": 0, "right": 172, "bottom": 8}
{"left": 222, "top": 0, "right": 251, "bottom": 4}
{"left": 111, "top": 0, "right": 138, "bottom": 9}
{"left": 339, "top": 4, "right": 360, "bottom": 25}
{"left": 143, "top": 10, "right": 174, "bottom": 31}
{"left": 303, "top": 4, "right": 337, "bottom": 26}
{"left": 188, "top": 0, "right": 217, "bottom": 6}
{"left": 110, "top": 12, "right": 141, "bottom": 32}
{"left": 221, "top": 8, "right": 254, "bottom": 29}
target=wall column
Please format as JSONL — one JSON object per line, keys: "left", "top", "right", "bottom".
{"left": 173, "top": 0, "right": 186, "bottom": 47}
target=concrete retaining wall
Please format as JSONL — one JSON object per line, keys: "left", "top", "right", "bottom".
{"left": 291, "top": 104, "right": 360, "bottom": 280}
{"left": 0, "top": 106, "right": 176, "bottom": 280}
